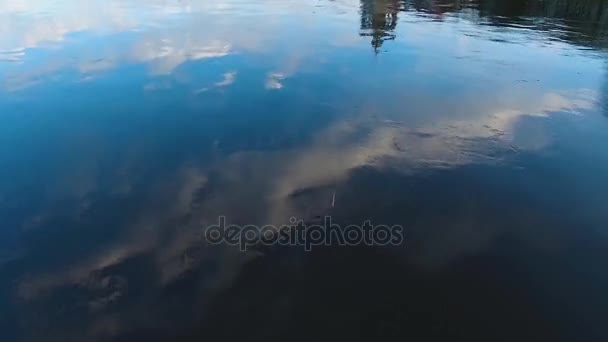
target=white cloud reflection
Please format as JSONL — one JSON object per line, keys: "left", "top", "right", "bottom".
{"left": 263, "top": 88, "right": 598, "bottom": 223}
{"left": 0, "top": 0, "right": 336, "bottom": 87}
{"left": 265, "top": 72, "right": 287, "bottom": 90}
{"left": 0, "top": 0, "right": 365, "bottom": 92}
{"left": 130, "top": 39, "right": 232, "bottom": 75}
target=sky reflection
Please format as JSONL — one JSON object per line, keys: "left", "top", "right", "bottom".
{"left": 1, "top": 1, "right": 608, "bottom": 341}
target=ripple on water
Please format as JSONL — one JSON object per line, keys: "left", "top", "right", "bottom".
{"left": 0, "top": 48, "right": 25, "bottom": 63}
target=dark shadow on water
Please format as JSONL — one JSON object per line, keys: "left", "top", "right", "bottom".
{"left": 100, "top": 131, "right": 608, "bottom": 341}
{"left": 176, "top": 156, "right": 608, "bottom": 342}
{"left": 359, "top": 0, "right": 608, "bottom": 52}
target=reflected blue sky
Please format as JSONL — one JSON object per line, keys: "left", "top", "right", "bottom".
{"left": 1, "top": 1, "right": 608, "bottom": 341}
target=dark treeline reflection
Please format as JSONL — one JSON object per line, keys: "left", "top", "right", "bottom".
{"left": 360, "top": 0, "right": 608, "bottom": 51}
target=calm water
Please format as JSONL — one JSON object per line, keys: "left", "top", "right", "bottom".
{"left": 1, "top": 0, "right": 608, "bottom": 341}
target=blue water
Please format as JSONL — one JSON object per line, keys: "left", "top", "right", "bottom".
{"left": 1, "top": 1, "right": 608, "bottom": 341}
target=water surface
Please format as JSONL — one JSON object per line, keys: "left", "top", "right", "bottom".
{"left": 1, "top": 0, "right": 608, "bottom": 341}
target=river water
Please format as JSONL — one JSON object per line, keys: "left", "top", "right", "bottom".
{"left": 1, "top": 0, "right": 608, "bottom": 341}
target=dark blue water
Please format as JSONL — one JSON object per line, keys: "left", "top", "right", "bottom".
{"left": 1, "top": 0, "right": 608, "bottom": 341}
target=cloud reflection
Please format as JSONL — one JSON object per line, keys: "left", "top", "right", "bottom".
{"left": 265, "top": 72, "right": 287, "bottom": 90}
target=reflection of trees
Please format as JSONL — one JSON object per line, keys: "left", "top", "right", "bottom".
{"left": 476, "top": 0, "right": 608, "bottom": 47}
{"left": 424, "top": 0, "right": 608, "bottom": 47}
{"left": 360, "top": 0, "right": 402, "bottom": 52}
{"left": 359, "top": 0, "right": 608, "bottom": 52}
